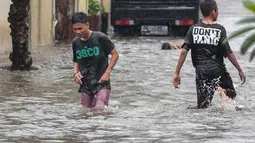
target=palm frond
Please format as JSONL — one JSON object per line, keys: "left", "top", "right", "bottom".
{"left": 240, "top": 33, "right": 255, "bottom": 54}
{"left": 249, "top": 47, "right": 255, "bottom": 61}
{"left": 237, "top": 17, "right": 255, "bottom": 24}
{"left": 243, "top": 0, "right": 255, "bottom": 13}
{"left": 224, "top": 26, "right": 255, "bottom": 44}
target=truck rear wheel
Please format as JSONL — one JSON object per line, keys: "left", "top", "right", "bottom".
{"left": 170, "top": 26, "right": 190, "bottom": 37}
{"left": 114, "top": 26, "right": 140, "bottom": 36}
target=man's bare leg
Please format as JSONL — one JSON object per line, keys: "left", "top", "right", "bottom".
{"left": 91, "top": 89, "right": 110, "bottom": 109}
{"left": 218, "top": 87, "right": 228, "bottom": 106}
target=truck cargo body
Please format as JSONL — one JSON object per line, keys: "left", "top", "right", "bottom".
{"left": 111, "top": 0, "right": 200, "bottom": 36}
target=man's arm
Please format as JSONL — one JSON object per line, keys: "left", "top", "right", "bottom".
{"left": 100, "top": 33, "right": 119, "bottom": 74}
{"left": 72, "top": 41, "right": 82, "bottom": 84}
{"left": 73, "top": 62, "right": 79, "bottom": 74}
{"left": 172, "top": 48, "right": 189, "bottom": 88}
{"left": 219, "top": 26, "right": 241, "bottom": 71}
{"left": 227, "top": 53, "right": 246, "bottom": 84}
{"left": 105, "top": 48, "right": 119, "bottom": 74}
{"left": 220, "top": 26, "right": 246, "bottom": 84}
{"left": 227, "top": 53, "right": 242, "bottom": 72}
{"left": 99, "top": 48, "right": 119, "bottom": 83}
{"left": 73, "top": 62, "right": 83, "bottom": 85}
{"left": 174, "top": 25, "right": 192, "bottom": 74}
{"left": 172, "top": 25, "right": 192, "bottom": 88}
{"left": 174, "top": 48, "right": 189, "bottom": 75}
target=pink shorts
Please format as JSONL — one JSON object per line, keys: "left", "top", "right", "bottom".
{"left": 80, "top": 88, "right": 111, "bottom": 108}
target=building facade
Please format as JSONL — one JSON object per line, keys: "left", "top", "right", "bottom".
{"left": 0, "top": 0, "right": 91, "bottom": 54}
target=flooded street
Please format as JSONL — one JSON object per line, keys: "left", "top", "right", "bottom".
{"left": 1, "top": 0, "right": 255, "bottom": 142}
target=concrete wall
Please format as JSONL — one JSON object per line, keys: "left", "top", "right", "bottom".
{"left": 0, "top": 0, "right": 11, "bottom": 21}
{"left": 101, "top": 0, "right": 111, "bottom": 13}
{"left": 77, "top": 0, "right": 89, "bottom": 13}
{"left": 30, "top": 0, "right": 54, "bottom": 48}
{"left": 0, "top": 0, "right": 55, "bottom": 53}
{"left": 0, "top": 0, "right": 12, "bottom": 54}
{"left": 30, "top": 0, "right": 40, "bottom": 49}
{"left": 30, "top": 0, "right": 90, "bottom": 48}
{"left": 0, "top": 0, "right": 89, "bottom": 54}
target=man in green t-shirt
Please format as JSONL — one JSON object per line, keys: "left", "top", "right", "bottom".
{"left": 71, "top": 12, "right": 119, "bottom": 108}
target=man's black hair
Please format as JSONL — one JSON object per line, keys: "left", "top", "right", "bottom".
{"left": 200, "top": 0, "right": 218, "bottom": 17}
{"left": 72, "top": 12, "right": 88, "bottom": 24}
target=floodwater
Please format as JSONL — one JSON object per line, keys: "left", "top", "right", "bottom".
{"left": 1, "top": 0, "right": 255, "bottom": 143}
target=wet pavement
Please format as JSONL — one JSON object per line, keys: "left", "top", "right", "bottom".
{"left": 1, "top": 0, "right": 255, "bottom": 143}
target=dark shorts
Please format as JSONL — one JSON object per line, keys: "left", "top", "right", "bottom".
{"left": 79, "top": 77, "right": 111, "bottom": 95}
{"left": 195, "top": 69, "right": 236, "bottom": 108}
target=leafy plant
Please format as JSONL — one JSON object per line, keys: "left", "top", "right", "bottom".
{"left": 227, "top": 0, "right": 255, "bottom": 61}
{"left": 88, "top": 0, "right": 101, "bottom": 15}
{"left": 100, "top": 4, "right": 106, "bottom": 13}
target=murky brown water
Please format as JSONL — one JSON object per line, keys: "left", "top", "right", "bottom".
{"left": 1, "top": 1, "right": 255, "bottom": 143}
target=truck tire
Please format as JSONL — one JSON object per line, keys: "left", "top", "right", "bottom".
{"left": 114, "top": 26, "right": 136, "bottom": 36}
{"left": 171, "top": 26, "right": 190, "bottom": 37}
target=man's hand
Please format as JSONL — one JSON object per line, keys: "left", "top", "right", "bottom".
{"left": 99, "top": 72, "right": 110, "bottom": 83}
{"left": 169, "top": 42, "right": 182, "bottom": 49}
{"left": 227, "top": 53, "right": 246, "bottom": 85}
{"left": 172, "top": 73, "right": 181, "bottom": 88}
{"left": 74, "top": 72, "right": 83, "bottom": 85}
{"left": 239, "top": 71, "right": 246, "bottom": 85}
{"left": 172, "top": 48, "right": 188, "bottom": 89}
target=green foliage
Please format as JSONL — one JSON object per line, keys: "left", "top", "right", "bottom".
{"left": 227, "top": 0, "right": 255, "bottom": 61}
{"left": 88, "top": 0, "right": 101, "bottom": 15}
{"left": 100, "top": 4, "right": 106, "bottom": 13}
{"left": 88, "top": 0, "right": 106, "bottom": 15}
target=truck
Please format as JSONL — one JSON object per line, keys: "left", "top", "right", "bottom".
{"left": 111, "top": 0, "right": 200, "bottom": 36}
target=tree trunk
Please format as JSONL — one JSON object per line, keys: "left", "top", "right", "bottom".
{"left": 88, "top": 15, "right": 100, "bottom": 31}
{"left": 100, "top": 12, "right": 108, "bottom": 34}
{"left": 55, "top": 0, "right": 75, "bottom": 43}
{"left": 8, "top": 0, "right": 32, "bottom": 70}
